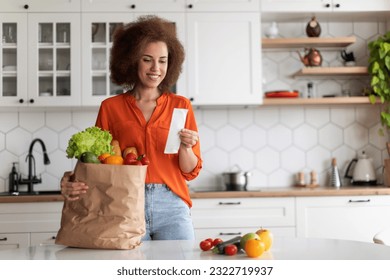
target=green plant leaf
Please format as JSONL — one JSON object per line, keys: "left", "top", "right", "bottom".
{"left": 378, "top": 68, "right": 385, "bottom": 80}
{"left": 371, "top": 75, "right": 379, "bottom": 86}
{"left": 384, "top": 42, "right": 390, "bottom": 54}
{"left": 385, "top": 56, "right": 390, "bottom": 71}
{"left": 379, "top": 47, "right": 387, "bottom": 59}
{"left": 371, "top": 61, "right": 380, "bottom": 74}
{"left": 369, "top": 94, "right": 377, "bottom": 104}
{"left": 381, "top": 112, "right": 390, "bottom": 129}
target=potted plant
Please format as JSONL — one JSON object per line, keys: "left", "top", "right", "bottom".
{"left": 367, "top": 31, "right": 390, "bottom": 185}
{"left": 368, "top": 31, "right": 390, "bottom": 131}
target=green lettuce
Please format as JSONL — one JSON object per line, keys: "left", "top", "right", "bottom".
{"left": 66, "top": 126, "right": 113, "bottom": 159}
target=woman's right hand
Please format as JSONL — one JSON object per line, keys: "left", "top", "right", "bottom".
{"left": 60, "top": 171, "right": 88, "bottom": 201}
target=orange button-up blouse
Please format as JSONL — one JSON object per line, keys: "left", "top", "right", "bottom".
{"left": 95, "top": 92, "right": 202, "bottom": 207}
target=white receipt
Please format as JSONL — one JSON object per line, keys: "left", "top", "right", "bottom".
{"left": 164, "top": 108, "right": 188, "bottom": 154}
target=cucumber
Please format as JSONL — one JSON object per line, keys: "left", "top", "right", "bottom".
{"left": 80, "top": 152, "right": 100, "bottom": 164}
{"left": 212, "top": 236, "right": 242, "bottom": 254}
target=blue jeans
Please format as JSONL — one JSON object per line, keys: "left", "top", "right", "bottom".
{"left": 142, "top": 183, "right": 195, "bottom": 241}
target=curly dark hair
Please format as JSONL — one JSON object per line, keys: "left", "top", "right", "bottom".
{"left": 110, "top": 15, "right": 185, "bottom": 93}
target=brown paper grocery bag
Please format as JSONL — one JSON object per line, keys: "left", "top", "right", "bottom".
{"left": 55, "top": 161, "right": 147, "bottom": 249}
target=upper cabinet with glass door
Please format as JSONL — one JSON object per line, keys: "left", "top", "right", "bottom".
{"left": 0, "top": 0, "right": 81, "bottom": 106}
{"left": 0, "top": 14, "right": 28, "bottom": 106}
{"left": 81, "top": 12, "right": 185, "bottom": 106}
{"left": 27, "top": 14, "right": 81, "bottom": 106}
{"left": 81, "top": 14, "right": 134, "bottom": 106}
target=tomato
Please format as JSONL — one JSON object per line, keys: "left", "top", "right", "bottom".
{"left": 124, "top": 153, "right": 143, "bottom": 165}
{"left": 199, "top": 240, "right": 212, "bottom": 251}
{"left": 139, "top": 154, "right": 150, "bottom": 165}
{"left": 125, "top": 153, "right": 138, "bottom": 161}
{"left": 224, "top": 244, "right": 238, "bottom": 256}
{"left": 205, "top": 238, "right": 213, "bottom": 243}
{"left": 212, "top": 238, "right": 223, "bottom": 247}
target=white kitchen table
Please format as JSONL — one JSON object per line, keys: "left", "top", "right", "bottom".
{"left": 0, "top": 237, "right": 389, "bottom": 260}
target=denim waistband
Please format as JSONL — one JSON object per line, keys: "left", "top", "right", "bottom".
{"left": 145, "top": 183, "right": 167, "bottom": 188}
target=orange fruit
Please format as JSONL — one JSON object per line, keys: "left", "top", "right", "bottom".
{"left": 244, "top": 239, "right": 265, "bottom": 258}
{"left": 103, "top": 155, "right": 124, "bottom": 165}
{"left": 98, "top": 153, "right": 112, "bottom": 163}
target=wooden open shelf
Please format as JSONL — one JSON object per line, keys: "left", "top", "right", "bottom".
{"left": 292, "top": 66, "right": 368, "bottom": 77}
{"left": 262, "top": 36, "right": 356, "bottom": 49}
{"left": 262, "top": 96, "right": 377, "bottom": 106}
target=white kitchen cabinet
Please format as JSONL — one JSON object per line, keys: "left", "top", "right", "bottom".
{"left": 186, "top": 13, "right": 262, "bottom": 106}
{"left": 0, "top": 5, "right": 81, "bottom": 106}
{"left": 0, "top": 233, "right": 29, "bottom": 250}
{"left": 191, "top": 197, "right": 295, "bottom": 240}
{"left": 81, "top": 0, "right": 185, "bottom": 12}
{"left": 30, "top": 232, "right": 57, "bottom": 246}
{"left": 1, "top": 0, "right": 80, "bottom": 12}
{"left": 27, "top": 13, "right": 81, "bottom": 106}
{"left": 0, "top": 202, "right": 62, "bottom": 248}
{"left": 185, "top": 0, "right": 260, "bottom": 12}
{"left": 81, "top": 12, "right": 185, "bottom": 106}
{"left": 261, "top": 0, "right": 390, "bottom": 12}
{"left": 0, "top": 14, "right": 28, "bottom": 106}
{"left": 296, "top": 195, "right": 390, "bottom": 243}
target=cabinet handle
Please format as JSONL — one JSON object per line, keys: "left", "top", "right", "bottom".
{"left": 219, "top": 232, "right": 241, "bottom": 236}
{"left": 189, "top": 97, "right": 194, "bottom": 102}
{"left": 334, "top": 3, "right": 340, "bottom": 8}
{"left": 24, "top": 4, "right": 29, "bottom": 9}
{"left": 0, "top": 237, "right": 7, "bottom": 241}
{"left": 188, "top": 4, "right": 193, "bottom": 9}
{"left": 19, "top": 99, "right": 24, "bottom": 104}
{"left": 348, "top": 199, "right": 370, "bottom": 203}
{"left": 51, "top": 236, "right": 56, "bottom": 240}
{"left": 325, "top": 3, "right": 331, "bottom": 8}
{"left": 29, "top": 99, "right": 34, "bottom": 104}
{"left": 218, "top": 202, "right": 241, "bottom": 205}
{"left": 130, "top": 4, "right": 136, "bottom": 9}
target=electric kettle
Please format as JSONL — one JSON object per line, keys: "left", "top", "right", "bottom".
{"left": 344, "top": 151, "right": 377, "bottom": 186}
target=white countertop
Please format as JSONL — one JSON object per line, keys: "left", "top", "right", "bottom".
{"left": 1, "top": 237, "right": 389, "bottom": 260}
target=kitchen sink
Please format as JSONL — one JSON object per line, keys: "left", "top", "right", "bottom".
{"left": 0, "top": 190, "right": 62, "bottom": 196}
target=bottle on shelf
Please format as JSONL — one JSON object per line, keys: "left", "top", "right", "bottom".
{"left": 265, "top": 22, "right": 279, "bottom": 38}
{"left": 307, "top": 82, "right": 313, "bottom": 98}
{"left": 330, "top": 158, "right": 342, "bottom": 188}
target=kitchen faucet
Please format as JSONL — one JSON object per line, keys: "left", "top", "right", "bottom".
{"left": 19, "top": 138, "right": 50, "bottom": 193}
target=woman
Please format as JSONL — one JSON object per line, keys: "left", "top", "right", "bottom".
{"left": 61, "top": 15, "right": 202, "bottom": 240}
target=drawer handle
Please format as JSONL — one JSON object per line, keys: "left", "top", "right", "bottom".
{"left": 0, "top": 237, "right": 8, "bottom": 241}
{"left": 218, "top": 202, "right": 241, "bottom": 205}
{"left": 348, "top": 199, "right": 370, "bottom": 203}
{"left": 219, "top": 232, "right": 241, "bottom": 236}
{"left": 51, "top": 236, "right": 56, "bottom": 240}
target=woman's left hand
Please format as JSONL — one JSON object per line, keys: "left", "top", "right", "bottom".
{"left": 179, "top": 128, "right": 199, "bottom": 148}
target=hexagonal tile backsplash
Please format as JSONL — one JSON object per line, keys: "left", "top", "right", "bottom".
{"left": 0, "top": 104, "right": 386, "bottom": 193}
{"left": 0, "top": 20, "right": 388, "bottom": 193}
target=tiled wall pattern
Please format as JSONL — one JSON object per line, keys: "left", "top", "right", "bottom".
{"left": 0, "top": 20, "right": 389, "bottom": 192}
{"left": 0, "top": 104, "right": 387, "bottom": 193}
